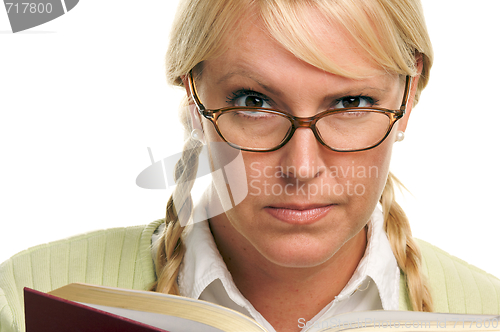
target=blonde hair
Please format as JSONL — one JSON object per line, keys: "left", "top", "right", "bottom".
{"left": 152, "top": 0, "right": 434, "bottom": 312}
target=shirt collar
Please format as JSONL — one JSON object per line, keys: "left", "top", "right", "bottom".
{"left": 178, "top": 192, "right": 252, "bottom": 306}
{"left": 331, "top": 205, "right": 400, "bottom": 309}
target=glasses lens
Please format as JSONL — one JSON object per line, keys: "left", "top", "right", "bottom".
{"left": 315, "top": 110, "right": 391, "bottom": 151}
{"left": 217, "top": 110, "right": 291, "bottom": 150}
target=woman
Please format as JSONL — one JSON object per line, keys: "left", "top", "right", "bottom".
{"left": 0, "top": 1, "right": 499, "bottom": 332}
{"left": 150, "top": 0, "right": 498, "bottom": 329}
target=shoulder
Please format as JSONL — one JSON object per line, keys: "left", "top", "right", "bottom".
{"left": 0, "top": 220, "right": 163, "bottom": 332}
{"left": 416, "top": 239, "right": 500, "bottom": 314}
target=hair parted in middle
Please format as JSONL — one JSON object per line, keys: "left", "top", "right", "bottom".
{"left": 151, "top": 0, "right": 434, "bottom": 312}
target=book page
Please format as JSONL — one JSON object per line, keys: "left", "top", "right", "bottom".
{"left": 303, "top": 311, "right": 500, "bottom": 332}
{"left": 83, "top": 303, "right": 226, "bottom": 332}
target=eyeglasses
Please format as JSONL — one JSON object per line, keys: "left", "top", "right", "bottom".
{"left": 187, "top": 71, "right": 411, "bottom": 152}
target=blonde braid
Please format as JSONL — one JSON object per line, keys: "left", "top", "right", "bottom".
{"left": 150, "top": 99, "right": 203, "bottom": 295}
{"left": 381, "top": 172, "right": 433, "bottom": 311}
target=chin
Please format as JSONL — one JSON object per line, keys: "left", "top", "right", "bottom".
{"left": 255, "top": 235, "right": 346, "bottom": 269}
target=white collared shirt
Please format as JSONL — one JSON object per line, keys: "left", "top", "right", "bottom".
{"left": 157, "top": 195, "right": 400, "bottom": 332}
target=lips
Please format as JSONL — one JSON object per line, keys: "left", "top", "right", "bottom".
{"left": 264, "top": 204, "right": 335, "bottom": 225}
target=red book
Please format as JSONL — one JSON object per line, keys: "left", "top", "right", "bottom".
{"left": 23, "top": 283, "right": 262, "bottom": 332}
{"left": 24, "top": 287, "right": 166, "bottom": 332}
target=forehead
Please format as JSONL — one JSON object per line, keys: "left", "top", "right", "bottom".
{"left": 202, "top": 7, "right": 384, "bottom": 80}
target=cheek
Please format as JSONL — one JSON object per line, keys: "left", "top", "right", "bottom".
{"left": 203, "top": 127, "right": 251, "bottom": 215}
{"left": 245, "top": 160, "right": 280, "bottom": 196}
{"left": 341, "top": 137, "right": 394, "bottom": 210}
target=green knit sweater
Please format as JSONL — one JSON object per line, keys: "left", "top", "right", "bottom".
{"left": 1, "top": 220, "right": 499, "bottom": 332}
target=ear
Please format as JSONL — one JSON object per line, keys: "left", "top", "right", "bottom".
{"left": 396, "top": 54, "right": 424, "bottom": 132}
{"left": 181, "top": 75, "right": 206, "bottom": 144}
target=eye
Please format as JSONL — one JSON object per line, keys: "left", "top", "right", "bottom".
{"left": 228, "top": 90, "right": 272, "bottom": 109}
{"left": 238, "top": 96, "right": 270, "bottom": 108}
{"left": 334, "top": 96, "right": 374, "bottom": 109}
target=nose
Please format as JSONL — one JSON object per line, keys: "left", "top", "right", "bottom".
{"left": 279, "top": 127, "right": 327, "bottom": 182}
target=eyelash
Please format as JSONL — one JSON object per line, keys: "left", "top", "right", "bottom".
{"left": 226, "top": 89, "right": 272, "bottom": 106}
{"left": 338, "top": 94, "right": 380, "bottom": 108}
{"left": 225, "top": 89, "right": 380, "bottom": 109}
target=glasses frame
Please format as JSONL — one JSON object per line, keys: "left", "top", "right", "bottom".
{"left": 187, "top": 71, "right": 412, "bottom": 152}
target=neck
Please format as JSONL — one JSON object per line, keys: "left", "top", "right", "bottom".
{"left": 209, "top": 215, "right": 367, "bottom": 330}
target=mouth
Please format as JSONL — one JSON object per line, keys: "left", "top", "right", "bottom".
{"left": 264, "top": 204, "right": 336, "bottom": 225}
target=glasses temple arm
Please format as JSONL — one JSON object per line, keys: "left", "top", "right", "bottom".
{"left": 188, "top": 71, "right": 206, "bottom": 112}
{"left": 399, "top": 75, "right": 412, "bottom": 112}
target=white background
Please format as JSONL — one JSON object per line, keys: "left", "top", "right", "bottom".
{"left": 1, "top": 1, "right": 499, "bottom": 280}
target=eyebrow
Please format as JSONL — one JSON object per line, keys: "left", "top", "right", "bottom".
{"left": 216, "top": 70, "right": 284, "bottom": 97}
